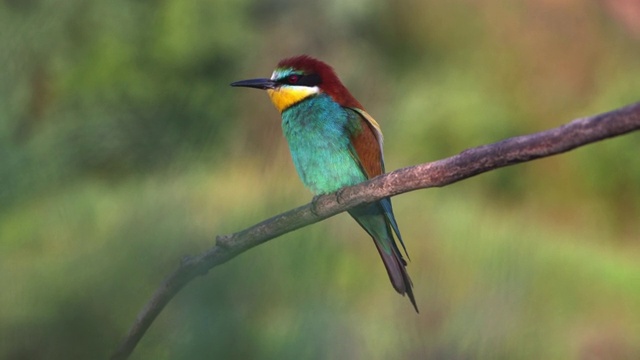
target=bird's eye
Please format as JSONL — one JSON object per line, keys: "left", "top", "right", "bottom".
{"left": 287, "top": 75, "right": 300, "bottom": 84}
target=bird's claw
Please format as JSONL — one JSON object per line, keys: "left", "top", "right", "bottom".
{"left": 336, "top": 188, "right": 348, "bottom": 204}
{"left": 310, "top": 195, "right": 322, "bottom": 216}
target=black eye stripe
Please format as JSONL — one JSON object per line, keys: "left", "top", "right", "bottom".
{"left": 277, "top": 73, "right": 322, "bottom": 87}
{"left": 297, "top": 74, "right": 321, "bottom": 86}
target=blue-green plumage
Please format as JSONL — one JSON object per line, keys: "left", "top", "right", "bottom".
{"left": 282, "top": 94, "right": 366, "bottom": 194}
{"left": 283, "top": 93, "right": 417, "bottom": 312}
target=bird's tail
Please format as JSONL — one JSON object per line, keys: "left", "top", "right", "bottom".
{"left": 371, "top": 234, "right": 418, "bottom": 312}
{"left": 349, "top": 203, "right": 418, "bottom": 313}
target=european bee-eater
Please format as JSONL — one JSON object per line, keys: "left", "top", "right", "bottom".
{"left": 231, "top": 55, "right": 417, "bottom": 312}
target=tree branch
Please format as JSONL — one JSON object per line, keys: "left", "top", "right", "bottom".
{"left": 111, "top": 101, "right": 640, "bottom": 359}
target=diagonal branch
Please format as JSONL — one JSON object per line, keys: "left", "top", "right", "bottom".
{"left": 111, "top": 101, "right": 640, "bottom": 360}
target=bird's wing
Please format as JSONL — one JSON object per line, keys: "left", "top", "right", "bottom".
{"left": 347, "top": 107, "right": 385, "bottom": 178}
{"left": 345, "top": 107, "right": 409, "bottom": 258}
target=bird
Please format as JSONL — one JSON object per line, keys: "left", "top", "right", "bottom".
{"left": 231, "top": 55, "right": 418, "bottom": 312}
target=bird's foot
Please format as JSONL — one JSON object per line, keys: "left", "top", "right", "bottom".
{"left": 310, "top": 195, "right": 322, "bottom": 216}
{"left": 335, "top": 188, "right": 348, "bottom": 204}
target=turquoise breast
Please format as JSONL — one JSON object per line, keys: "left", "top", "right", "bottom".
{"left": 281, "top": 94, "right": 366, "bottom": 194}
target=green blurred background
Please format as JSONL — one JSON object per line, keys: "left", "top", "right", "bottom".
{"left": 1, "top": 0, "right": 639, "bottom": 359}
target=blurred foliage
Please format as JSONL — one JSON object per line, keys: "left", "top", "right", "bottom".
{"left": 1, "top": 0, "right": 639, "bottom": 359}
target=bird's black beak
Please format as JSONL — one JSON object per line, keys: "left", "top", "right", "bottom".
{"left": 230, "top": 78, "right": 277, "bottom": 90}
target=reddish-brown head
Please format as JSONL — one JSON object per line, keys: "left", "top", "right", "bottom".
{"left": 273, "top": 55, "right": 364, "bottom": 109}
{"left": 231, "top": 55, "right": 366, "bottom": 113}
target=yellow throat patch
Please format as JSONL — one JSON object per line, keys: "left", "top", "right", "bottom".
{"left": 267, "top": 86, "right": 319, "bottom": 113}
